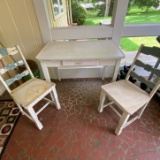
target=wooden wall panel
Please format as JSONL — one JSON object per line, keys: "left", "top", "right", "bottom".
{"left": 0, "top": 0, "right": 43, "bottom": 60}
{"left": 25, "top": 0, "right": 44, "bottom": 58}
{"left": 0, "top": 1, "right": 23, "bottom": 48}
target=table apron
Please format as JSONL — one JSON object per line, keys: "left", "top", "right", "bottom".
{"left": 40, "top": 59, "right": 118, "bottom": 67}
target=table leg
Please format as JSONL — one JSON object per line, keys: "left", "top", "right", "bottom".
{"left": 40, "top": 61, "right": 51, "bottom": 81}
{"left": 101, "top": 66, "right": 107, "bottom": 80}
{"left": 112, "top": 59, "right": 120, "bottom": 81}
{"left": 56, "top": 67, "right": 61, "bottom": 81}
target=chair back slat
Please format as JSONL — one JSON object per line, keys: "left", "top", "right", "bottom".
{"left": 130, "top": 71, "right": 156, "bottom": 89}
{"left": 126, "top": 44, "right": 160, "bottom": 97}
{"left": 5, "top": 70, "right": 29, "bottom": 86}
{"left": 135, "top": 60, "right": 152, "bottom": 71}
{"left": 141, "top": 46, "right": 160, "bottom": 59}
{"left": 0, "top": 45, "right": 34, "bottom": 93}
{"left": 135, "top": 59, "right": 160, "bottom": 77}
{"left": 151, "top": 68, "right": 160, "bottom": 77}
{"left": 0, "top": 60, "right": 24, "bottom": 74}
{"left": 0, "top": 47, "right": 18, "bottom": 58}
{"left": 7, "top": 47, "right": 19, "bottom": 55}
{"left": 0, "top": 48, "right": 8, "bottom": 57}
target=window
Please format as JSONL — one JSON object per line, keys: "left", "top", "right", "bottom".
{"left": 120, "top": 1, "right": 160, "bottom": 52}
{"left": 47, "top": 0, "right": 114, "bottom": 27}
{"left": 51, "top": 0, "right": 64, "bottom": 17}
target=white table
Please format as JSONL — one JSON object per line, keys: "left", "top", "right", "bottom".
{"left": 36, "top": 40, "right": 125, "bottom": 81}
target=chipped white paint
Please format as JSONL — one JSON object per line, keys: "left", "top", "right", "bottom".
{"left": 0, "top": 45, "right": 61, "bottom": 130}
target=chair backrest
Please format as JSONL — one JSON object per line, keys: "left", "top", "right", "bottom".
{"left": 0, "top": 45, "right": 34, "bottom": 93}
{"left": 125, "top": 44, "right": 160, "bottom": 98}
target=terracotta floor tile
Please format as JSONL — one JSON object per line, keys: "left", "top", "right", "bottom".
{"left": 1, "top": 79, "right": 160, "bottom": 160}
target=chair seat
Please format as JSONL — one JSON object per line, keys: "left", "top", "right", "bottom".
{"left": 11, "top": 78, "right": 55, "bottom": 108}
{"left": 101, "top": 80, "right": 150, "bottom": 115}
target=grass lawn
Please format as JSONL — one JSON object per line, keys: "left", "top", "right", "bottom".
{"left": 120, "top": 36, "right": 159, "bottom": 51}
{"left": 84, "top": 7, "right": 160, "bottom": 51}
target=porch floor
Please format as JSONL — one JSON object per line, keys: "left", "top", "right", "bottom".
{"left": 2, "top": 78, "right": 160, "bottom": 160}
{"left": 121, "top": 51, "right": 157, "bottom": 64}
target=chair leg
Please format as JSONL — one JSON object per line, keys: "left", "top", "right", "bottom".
{"left": 98, "top": 90, "right": 106, "bottom": 113}
{"left": 15, "top": 102, "right": 25, "bottom": 115}
{"left": 115, "top": 112, "right": 130, "bottom": 135}
{"left": 27, "top": 107, "right": 43, "bottom": 130}
{"left": 138, "top": 103, "right": 148, "bottom": 119}
{"left": 51, "top": 87, "right": 61, "bottom": 110}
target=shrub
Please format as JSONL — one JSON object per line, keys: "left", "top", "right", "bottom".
{"left": 71, "top": 2, "right": 87, "bottom": 25}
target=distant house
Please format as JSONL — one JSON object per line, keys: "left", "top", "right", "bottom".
{"left": 95, "top": 1, "right": 105, "bottom": 6}
{"left": 81, "top": 3, "right": 94, "bottom": 9}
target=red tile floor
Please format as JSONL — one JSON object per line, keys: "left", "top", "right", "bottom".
{"left": 2, "top": 79, "right": 160, "bottom": 160}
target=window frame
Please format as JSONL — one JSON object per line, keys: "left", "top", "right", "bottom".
{"left": 50, "top": 0, "right": 64, "bottom": 19}
{"left": 33, "top": 0, "right": 160, "bottom": 44}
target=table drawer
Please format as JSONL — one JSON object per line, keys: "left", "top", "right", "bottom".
{"left": 62, "top": 60, "right": 97, "bottom": 66}
{"left": 43, "top": 60, "right": 61, "bottom": 67}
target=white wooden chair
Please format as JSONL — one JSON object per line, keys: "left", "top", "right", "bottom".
{"left": 0, "top": 45, "right": 61, "bottom": 130}
{"left": 98, "top": 44, "right": 160, "bottom": 135}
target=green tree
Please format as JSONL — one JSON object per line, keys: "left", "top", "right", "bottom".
{"left": 71, "top": 2, "right": 87, "bottom": 25}
{"left": 134, "top": 0, "right": 159, "bottom": 12}
{"left": 97, "top": 0, "right": 134, "bottom": 17}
